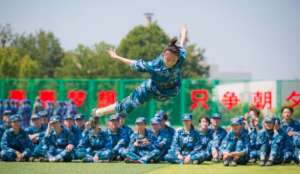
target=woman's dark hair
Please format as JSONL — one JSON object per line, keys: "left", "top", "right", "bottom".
{"left": 198, "top": 116, "right": 210, "bottom": 124}
{"left": 164, "top": 37, "right": 180, "bottom": 55}
{"left": 162, "top": 113, "right": 168, "bottom": 121}
{"left": 249, "top": 105, "right": 260, "bottom": 117}
{"left": 281, "top": 106, "right": 294, "bottom": 114}
{"left": 190, "top": 124, "right": 195, "bottom": 130}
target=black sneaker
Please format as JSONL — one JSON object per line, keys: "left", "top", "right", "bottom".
{"left": 248, "top": 158, "right": 256, "bottom": 164}
{"left": 224, "top": 159, "right": 230, "bottom": 166}
{"left": 265, "top": 160, "right": 273, "bottom": 166}
{"left": 40, "top": 158, "right": 49, "bottom": 162}
{"left": 192, "top": 160, "right": 199, "bottom": 164}
{"left": 212, "top": 158, "right": 219, "bottom": 163}
{"left": 259, "top": 160, "right": 265, "bottom": 166}
{"left": 229, "top": 160, "right": 237, "bottom": 167}
{"left": 29, "top": 157, "right": 35, "bottom": 162}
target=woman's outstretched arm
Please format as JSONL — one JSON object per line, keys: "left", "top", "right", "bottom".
{"left": 107, "top": 49, "right": 135, "bottom": 65}
{"left": 179, "top": 25, "right": 188, "bottom": 48}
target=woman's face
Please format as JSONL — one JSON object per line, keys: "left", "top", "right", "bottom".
{"left": 64, "top": 119, "right": 73, "bottom": 128}
{"left": 51, "top": 122, "right": 60, "bottom": 129}
{"left": 136, "top": 123, "right": 146, "bottom": 132}
{"left": 75, "top": 119, "right": 84, "bottom": 128}
{"left": 199, "top": 118, "right": 209, "bottom": 130}
{"left": 92, "top": 123, "right": 100, "bottom": 130}
{"left": 108, "top": 120, "right": 119, "bottom": 130}
{"left": 163, "top": 50, "right": 179, "bottom": 68}
{"left": 41, "top": 117, "right": 49, "bottom": 125}
{"left": 282, "top": 108, "right": 293, "bottom": 121}
{"left": 119, "top": 117, "right": 125, "bottom": 126}
{"left": 32, "top": 118, "right": 42, "bottom": 128}
{"left": 11, "top": 121, "right": 20, "bottom": 130}
{"left": 211, "top": 118, "right": 220, "bottom": 127}
{"left": 231, "top": 125, "right": 241, "bottom": 134}
{"left": 183, "top": 120, "right": 192, "bottom": 129}
{"left": 251, "top": 116, "right": 259, "bottom": 126}
{"left": 264, "top": 122, "right": 274, "bottom": 130}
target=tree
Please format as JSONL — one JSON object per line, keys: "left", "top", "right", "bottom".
{"left": 13, "top": 30, "right": 64, "bottom": 77}
{"left": 182, "top": 44, "right": 209, "bottom": 78}
{"left": 0, "top": 47, "right": 40, "bottom": 78}
{"left": 56, "top": 42, "right": 115, "bottom": 78}
{"left": 19, "top": 55, "right": 40, "bottom": 78}
{"left": 0, "top": 24, "right": 15, "bottom": 48}
{"left": 0, "top": 47, "right": 20, "bottom": 78}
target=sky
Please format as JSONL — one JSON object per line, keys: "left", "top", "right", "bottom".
{"left": 0, "top": 0, "right": 299, "bottom": 80}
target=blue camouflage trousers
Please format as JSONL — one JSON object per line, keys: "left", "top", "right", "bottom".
{"left": 259, "top": 142, "right": 283, "bottom": 164}
{"left": 1, "top": 149, "right": 31, "bottom": 161}
{"left": 74, "top": 148, "right": 112, "bottom": 162}
{"left": 125, "top": 148, "right": 160, "bottom": 164}
{"left": 165, "top": 150, "right": 205, "bottom": 164}
{"left": 47, "top": 148, "right": 73, "bottom": 162}
{"left": 115, "top": 80, "right": 177, "bottom": 115}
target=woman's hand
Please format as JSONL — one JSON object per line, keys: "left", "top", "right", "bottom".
{"left": 106, "top": 49, "right": 135, "bottom": 65}
{"left": 179, "top": 25, "right": 188, "bottom": 47}
{"left": 180, "top": 25, "right": 188, "bottom": 37}
{"left": 107, "top": 49, "right": 119, "bottom": 59}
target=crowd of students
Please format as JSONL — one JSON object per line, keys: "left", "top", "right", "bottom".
{"left": 0, "top": 98, "right": 300, "bottom": 166}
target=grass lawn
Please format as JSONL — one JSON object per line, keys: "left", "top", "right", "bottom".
{"left": 0, "top": 162, "right": 299, "bottom": 174}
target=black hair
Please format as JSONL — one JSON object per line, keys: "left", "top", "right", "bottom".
{"left": 198, "top": 116, "right": 210, "bottom": 124}
{"left": 163, "top": 113, "right": 168, "bottom": 121}
{"left": 281, "top": 106, "right": 294, "bottom": 114}
{"left": 164, "top": 37, "right": 180, "bottom": 55}
{"left": 190, "top": 124, "right": 195, "bottom": 130}
{"left": 249, "top": 105, "right": 260, "bottom": 117}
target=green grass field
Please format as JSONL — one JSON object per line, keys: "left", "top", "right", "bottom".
{"left": 0, "top": 162, "right": 299, "bottom": 174}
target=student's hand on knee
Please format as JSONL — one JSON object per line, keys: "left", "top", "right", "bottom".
{"left": 184, "top": 156, "right": 191, "bottom": 164}
{"left": 66, "top": 144, "right": 74, "bottom": 152}
{"left": 93, "top": 155, "right": 99, "bottom": 162}
{"left": 212, "top": 149, "right": 218, "bottom": 158}
{"left": 16, "top": 151, "right": 24, "bottom": 161}
{"left": 177, "top": 154, "right": 184, "bottom": 160}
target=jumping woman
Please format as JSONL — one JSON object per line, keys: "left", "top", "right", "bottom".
{"left": 93, "top": 26, "right": 188, "bottom": 117}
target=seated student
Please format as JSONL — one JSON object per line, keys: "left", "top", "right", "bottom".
{"left": 195, "top": 116, "right": 213, "bottom": 163}
{"left": 18, "top": 99, "right": 32, "bottom": 128}
{"left": 0, "top": 110, "right": 12, "bottom": 153}
{"left": 1, "top": 114, "right": 33, "bottom": 161}
{"left": 280, "top": 106, "right": 300, "bottom": 164}
{"left": 293, "top": 129, "right": 300, "bottom": 165}
{"left": 76, "top": 117, "right": 112, "bottom": 162}
{"left": 165, "top": 114, "right": 202, "bottom": 164}
{"left": 273, "top": 117, "right": 294, "bottom": 164}
{"left": 63, "top": 114, "right": 82, "bottom": 147}
{"left": 25, "top": 114, "right": 47, "bottom": 160}
{"left": 154, "top": 110, "right": 175, "bottom": 139}
{"left": 257, "top": 116, "right": 284, "bottom": 166}
{"left": 210, "top": 113, "right": 227, "bottom": 162}
{"left": 45, "top": 101, "right": 55, "bottom": 118}
{"left": 150, "top": 117, "right": 173, "bottom": 162}
{"left": 118, "top": 113, "right": 133, "bottom": 140}
{"left": 74, "top": 114, "right": 86, "bottom": 133}
{"left": 106, "top": 114, "right": 128, "bottom": 160}
{"left": 124, "top": 117, "right": 160, "bottom": 164}
{"left": 221, "top": 117, "right": 250, "bottom": 167}
{"left": 44, "top": 115, "right": 74, "bottom": 162}
{"left": 38, "top": 110, "right": 49, "bottom": 128}
{"left": 244, "top": 107, "right": 262, "bottom": 163}
{"left": 1, "top": 110, "right": 11, "bottom": 130}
